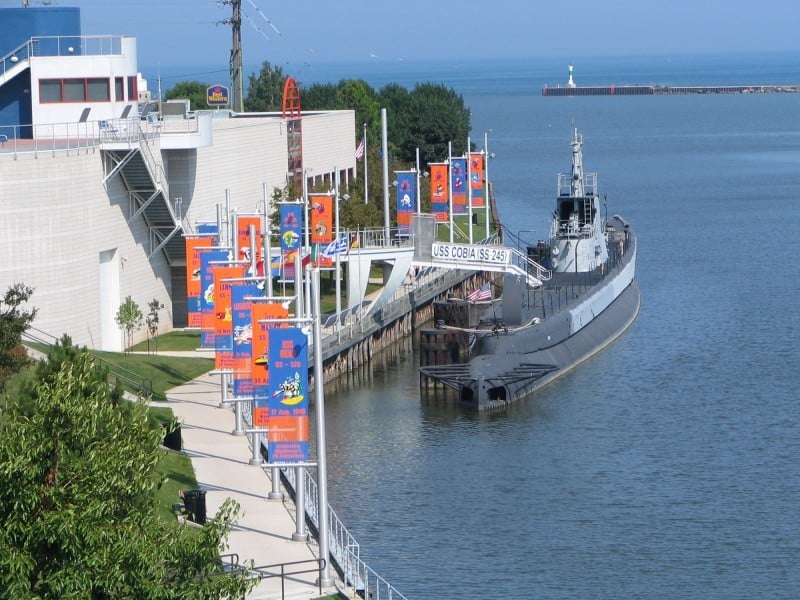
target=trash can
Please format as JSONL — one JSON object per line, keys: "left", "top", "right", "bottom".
{"left": 183, "top": 490, "right": 207, "bottom": 525}
{"left": 162, "top": 422, "right": 182, "bottom": 451}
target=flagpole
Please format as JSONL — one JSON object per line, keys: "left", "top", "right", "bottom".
{"left": 448, "top": 141, "right": 454, "bottom": 243}
{"left": 363, "top": 123, "right": 369, "bottom": 205}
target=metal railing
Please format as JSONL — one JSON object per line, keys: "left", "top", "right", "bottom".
{"left": 21, "top": 326, "right": 154, "bottom": 399}
{"left": 281, "top": 467, "right": 408, "bottom": 600}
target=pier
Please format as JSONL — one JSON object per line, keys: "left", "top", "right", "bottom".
{"left": 542, "top": 84, "right": 800, "bottom": 96}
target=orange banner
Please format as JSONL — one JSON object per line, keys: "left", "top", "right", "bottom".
{"left": 469, "top": 152, "right": 485, "bottom": 207}
{"left": 429, "top": 163, "right": 449, "bottom": 222}
{"left": 236, "top": 214, "right": 262, "bottom": 265}
{"left": 309, "top": 194, "right": 334, "bottom": 244}
{"left": 251, "top": 302, "right": 290, "bottom": 387}
{"left": 213, "top": 265, "right": 246, "bottom": 370}
{"left": 185, "top": 236, "right": 214, "bottom": 327}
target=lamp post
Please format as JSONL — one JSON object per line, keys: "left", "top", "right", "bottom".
{"left": 363, "top": 123, "right": 369, "bottom": 205}
{"left": 447, "top": 142, "right": 454, "bottom": 243}
{"left": 484, "top": 130, "right": 494, "bottom": 239}
{"left": 415, "top": 147, "right": 422, "bottom": 214}
{"left": 381, "top": 108, "right": 390, "bottom": 244}
{"left": 467, "top": 135, "right": 473, "bottom": 245}
{"left": 311, "top": 267, "right": 334, "bottom": 587}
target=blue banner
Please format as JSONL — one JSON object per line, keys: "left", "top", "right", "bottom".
{"left": 231, "top": 281, "right": 262, "bottom": 396}
{"left": 267, "top": 327, "right": 310, "bottom": 463}
{"left": 450, "top": 157, "right": 467, "bottom": 214}
{"left": 199, "top": 249, "right": 229, "bottom": 348}
{"left": 395, "top": 171, "right": 416, "bottom": 235}
{"left": 197, "top": 222, "right": 218, "bottom": 240}
{"left": 279, "top": 203, "right": 303, "bottom": 279}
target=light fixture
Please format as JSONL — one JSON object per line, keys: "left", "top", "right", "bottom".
{"left": 10, "top": 55, "right": 19, "bottom": 63}
{"left": 67, "top": 47, "right": 74, "bottom": 54}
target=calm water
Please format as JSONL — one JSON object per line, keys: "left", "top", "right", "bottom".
{"left": 307, "top": 55, "right": 800, "bottom": 598}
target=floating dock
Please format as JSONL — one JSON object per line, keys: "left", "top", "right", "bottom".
{"left": 542, "top": 84, "right": 800, "bottom": 96}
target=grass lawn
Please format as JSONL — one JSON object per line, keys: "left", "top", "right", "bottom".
{"left": 130, "top": 330, "right": 201, "bottom": 352}
{"left": 90, "top": 349, "right": 213, "bottom": 401}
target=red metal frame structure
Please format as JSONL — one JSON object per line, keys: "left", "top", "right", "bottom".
{"left": 282, "top": 77, "right": 303, "bottom": 201}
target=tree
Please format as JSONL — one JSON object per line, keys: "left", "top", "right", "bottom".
{"left": 165, "top": 80, "right": 211, "bottom": 111}
{"left": 0, "top": 340, "right": 254, "bottom": 597}
{"left": 396, "top": 83, "right": 471, "bottom": 164}
{"left": 0, "top": 283, "right": 37, "bottom": 389}
{"left": 116, "top": 296, "right": 143, "bottom": 353}
{"left": 146, "top": 298, "right": 165, "bottom": 355}
{"left": 244, "top": 61, "right": 287, "bottom": 112}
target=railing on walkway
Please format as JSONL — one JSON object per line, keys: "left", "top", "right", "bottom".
{"left": 219, "top": 553, "right": 328, "bottom": 600}
{"left": 1, "top": 35, "right": 124, "bottom": 75}
{"left": 281, "top": 467, "right": 408, "bottom": 600}
{"left": 0, "top": 113, "right": 205, "bottom": 156}
{"left": 21, "top": 326, "right": 154, "bottom": 399}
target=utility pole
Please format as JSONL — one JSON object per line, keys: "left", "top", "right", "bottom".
{"left": 224, "top": 0, "right": 244, "bottom": 112}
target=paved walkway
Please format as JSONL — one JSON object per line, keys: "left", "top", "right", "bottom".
{"left": 164, "top": 363, "right": 342, "bottom": 599}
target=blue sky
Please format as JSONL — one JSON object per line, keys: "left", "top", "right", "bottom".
{"left": 6, "top": 1, "right": 800, "bottom": 75}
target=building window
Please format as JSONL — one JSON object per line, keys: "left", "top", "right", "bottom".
{"left": 115, "top": 77, "right": 124, "bottom": 101}
{"left": 39, "top": 77, "right": 113, "bottom": 103}
{"left": 127, "top": 76, "right": 138, "bottom": 101}
{"left": 88, "top": 78, "right": 109, "bottom": 101}
{"left": 64, "top": 79, "right": 85, "bottom": 101}
{"left": 40, "top": 80, "right": 62, "bottom": 102}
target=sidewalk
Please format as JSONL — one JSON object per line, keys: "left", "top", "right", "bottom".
{"left": 164, "top": 367, "right": 340, "bottom": 599}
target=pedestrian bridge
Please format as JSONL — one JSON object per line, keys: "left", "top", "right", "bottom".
{"left": 335, "top": 227, "right": 550, "bottom": 315}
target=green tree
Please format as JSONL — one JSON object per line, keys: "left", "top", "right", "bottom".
{"left": 146, "top": 298, "right": 165, "bottom": 355}
{"left": 165, "top": 80, "right": 211, "bottom": 111}
{"left": 244, "top": 61, "right": 287, "bottom": 112}
{"left": 116, "top": 296, "right": 143, "bottom": 353}
{"left": 0, "top": 341, "right": 254, "bottom": 598}
{"left": 396, "top": 82, "right": 471, "bottom": 164}
{"left": 0, "top": 283, "right": 37, "bottom": 389}
{"left": 301, "top": 82, "right": 341, "bottom": 111}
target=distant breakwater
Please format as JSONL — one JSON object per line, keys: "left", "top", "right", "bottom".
{"left": 542, "top": 84, "right": 800, "bottom": 96}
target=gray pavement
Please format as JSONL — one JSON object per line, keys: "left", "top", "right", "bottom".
{"left": 164, "top": 366, "right": 342, "bottom": 599}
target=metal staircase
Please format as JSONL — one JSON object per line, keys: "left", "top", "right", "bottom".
{"left": 101, "top": 126, "right": 185, "bottom": 266}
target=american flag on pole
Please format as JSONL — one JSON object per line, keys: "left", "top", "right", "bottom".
{"left": 467, "top": 282, "right": 491, "bottom": 303}
{"left": 354, "top": 138, "right": 365, "bottom": 160}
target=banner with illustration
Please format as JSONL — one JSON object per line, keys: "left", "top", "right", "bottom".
{"left": 185, "top": 235, "right": 215, "bottom": 327}
{"left": 395, "top": 171, "right": 416, "bottom": 235}
{"left": 213, "top": 266, "right": 246, "bottom": 370}
{"left": 429, "top": 163, "right": 449, "bottom": 222}
{"left": 308, "top": 193, "right": 334, "bottom": 244}
{"left": 450, "top": 157, "right": 467, "bottom": 214}
{"left": 279, "top": 203, "right": 303, "bottom": 279}
{"left": 250, "top": 302, "right": 289, "bottom": 430}
{"left": 469, "top": 152, "right": 485, "bottom": 207}
{"left": 199, "top": 249, "right": 229, "bottom": 348}
{"left": 236, "top": 214, "right": 262, "bottom": 273}
{"left": 267, "top": 327, "right": 310, "bottom": 463}
{"left": 230, "top": 280, "right": 263, "bottom": 397}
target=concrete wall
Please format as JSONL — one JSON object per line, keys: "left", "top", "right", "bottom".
{"left": 168, "top": 110, "right": 357, "bottom": 227}
{"left": 0, "top": 109, "right": 356, "bottom": 349}
{"left": 0, "top": 148, "right": 172, "bottom": 350}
